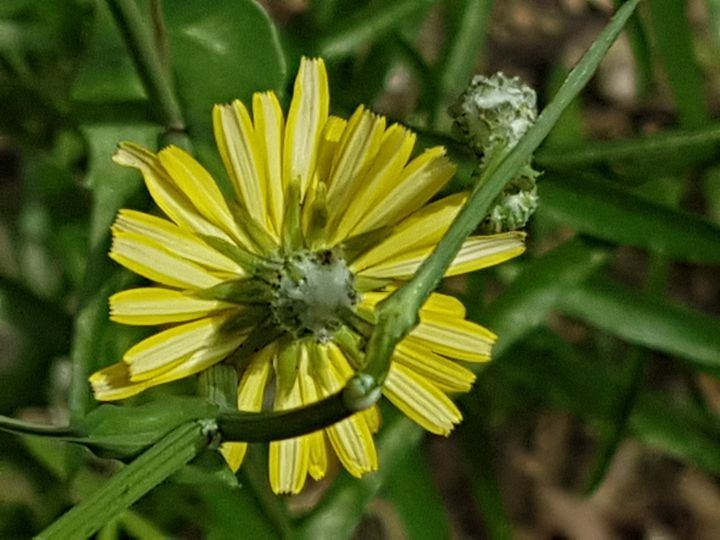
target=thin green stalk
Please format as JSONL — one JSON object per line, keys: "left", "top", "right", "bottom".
{"left": 536, "top": 123, "right": 720, "bottom": 169}
{"left": 362, "top": 0, "right": 641, "bottom": 383}
{"left": 106, "top": 0, "right": 189, "bottom": 148}
{"left": 38, "top": 421, "right": 210, "bottom": 540}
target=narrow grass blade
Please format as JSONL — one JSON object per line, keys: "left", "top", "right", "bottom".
{"left": 559, "top": 276, "right": 720, "bottom": 374}
{"left": 38, "top": 421, "right": 210, "bottom": 540}
{"left": 539, "top": 172, "right": 720, "bottom": 264}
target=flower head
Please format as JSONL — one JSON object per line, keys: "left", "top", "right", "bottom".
{"left": 90, "top": 58, "right": 526, "bottom": 494}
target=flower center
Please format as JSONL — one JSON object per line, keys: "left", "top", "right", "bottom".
{"left": 271, "top": 249, "right": 358, "bottom": 342}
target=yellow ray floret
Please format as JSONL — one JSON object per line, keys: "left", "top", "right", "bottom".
{"left": 110, "top": 230, "right": 222, "bottom": 290}
{"left": 113, "top": 142, "right": 243, "bottom": 245}
{"left": 110, "top": 287, "right": 232, "bottom": 325}
{"left": 383, "top": 363, "right": 462, "bottom": 436}
{"left": 113, "top": 210, "right": 245, "bottom": 276}
{"left": 283, "top": 57, "right": 329, "bottom": 197}
{"left": 357, "top": 231, "right": 526, "bottom": 279}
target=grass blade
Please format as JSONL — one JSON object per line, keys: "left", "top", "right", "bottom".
{"left": 539, "top": 172, "right": 720, "bottom": 264}
{"left": 559, "top": 276, "right": 720, "bottom": 374}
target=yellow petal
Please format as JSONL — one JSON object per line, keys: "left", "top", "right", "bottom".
{"left": 113, "top": 209, "right": 245, "bottom": 275}
{"left": 113, "top": 142, "right": 237, "bottom": 242}
{"left": 327, "top": 414, "right": 378, "bottom": 477}
{"left": 110, "top": 230, "right": 222, "bottom": 289}
{"left": 334, "top": 124, "right": 416, "bottom": 242}
{"left": 357, "top": 232, "right": 526, "bottom": 279}
{"left": 311, "top": 343, "right": 377, "bottom": 477}
{"left": 90, "top": 362, "right": 150, "bottom": 401}
{"left": 360, "top": 290, "right": 466, "bottom": 319}
{"left": 124, "top": 314, "right": 233, "bottom": 380}
{"left": 90, "top": 330, "right": 245, "bottom": 401}
{"left": 237, "top": 343, "right": 275, "bottom": 411}
{"left": 351, "top": 192, "right": 467, "bottom": 273}
{"left": 409, "top": 311, "right": 496, "bottom": 363}
{"left": 284, "top": 57, "right": 329, "bottom": 196}
{"left": 395, "top": 340, "right": 476, "bottom": 393}
{"left": 324, "top": 107, "right": 386, "bottom": 241}
{"left": 314, "top": 115, "right": 347, "bottom": 183}
{"left": 110, "top": 287, "right": 232, "bottom": 325}
{"left": 222, "top": 344, "right": 276, "bottom": 471}
{"left": 252, "top": 91, "right": 285, "bottom": 234}
{"left": 383, "top": 363, "right": 462, "bottom": 436}
{"left": 352, "top": 146, "right": 456, "bottom": 234}
{"left": 213, "top": 101, "right": 271, "bottom": 235}
{"left": 269, "top": 364, "right": 310, "bottom": 494}
{"left": 157, "top": 146, "right": 246, "bottom": 243}
{"left": 220, "top": 442, "right": 247, "bottom": 472}
{"left": 363, "top": 405, "right": 381, "bottom": 433}
{"left": 292, "top": 346, "right": 328, "bottom": 481}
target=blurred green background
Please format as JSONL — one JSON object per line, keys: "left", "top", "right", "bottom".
{"left": 1, "top": 0, "right": 720, "bottom": 538}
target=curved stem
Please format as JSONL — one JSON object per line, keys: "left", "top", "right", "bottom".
{"left": 106, "top": 0, "right": 190, "bottom": 149}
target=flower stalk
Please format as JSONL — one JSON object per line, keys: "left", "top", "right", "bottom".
{"left": 106, "top": 0, "right": 190, "bottom": 149}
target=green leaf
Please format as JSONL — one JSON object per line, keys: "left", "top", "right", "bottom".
{"left": 199, "top": 483, "right": 278, "bottom": 540}
{"left": 646, "top": 0, "right": 708, "bottom": 128}
{"left": 81, "top": 123, "right": 160, "bottom": 249}
{"left": 71, "top": 1, "right": 147, "bottom": 104}
{"left": 164, "top": 0, "right": 286, "bottom": 143}
{"left": 558, "top": 276, "right": 720, "bottom": 374}
{"left": 538, "top": 172, "right": 720, "bottom": 264}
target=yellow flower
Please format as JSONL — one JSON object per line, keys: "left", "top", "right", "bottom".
{"left": 90, "top": 58, "right": 525, "bottom": 494}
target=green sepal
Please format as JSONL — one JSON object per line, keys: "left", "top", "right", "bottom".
{"left": 281, "top": 178, "right": 303, "bottom": 252}
{"left": 304, "top": 181, "right": 328, "bottom": 248}
{"left": 340, "top": 225, "right": 394, "bottom": 263}
{"left": 225, "top": 318, "right": 285, "bottom": 368}
{"left": 228, "top": 202, "right": 280, "bottom": 255}
{"left": 333, "top": 326, "right": 365, "bottom": 370}
{"left": 199, "top": 234, "right": 270, "bottom": 275}
{"left": 354, "top": 275, "right": 394, "bottom": 292}
{"left": 275, "top": 338, "right": 301, "bottom": 397}
{"left": 194, "top": 278, "right": 274, "bottom": 304}
{"left": 219, "top": 305, "right": 271, "bottom": 334}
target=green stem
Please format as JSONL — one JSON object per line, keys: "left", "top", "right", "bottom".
{"left": 38, "top": 421, "right": 209, "bottom": 540}
{"left": 363, "top": 0, "right": 641, "bottom": 382}
{"left": 106, "top": 0, "right": 189, "bottom": 148}
{"left": 217, "top": 391, "right": 351, "bottom": 441}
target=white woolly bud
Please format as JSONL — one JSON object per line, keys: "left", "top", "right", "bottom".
{"left": 450, "top": 72, "right": 537, "bottom": 155}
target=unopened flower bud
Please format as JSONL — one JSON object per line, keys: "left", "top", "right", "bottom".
{"left": 450, "top": 72, "right": 537, "bottom": 155}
